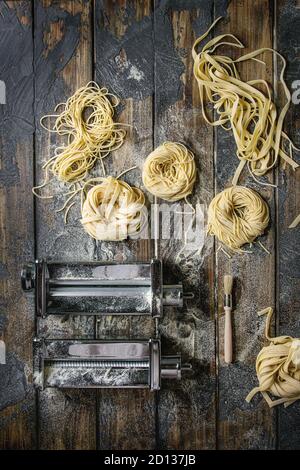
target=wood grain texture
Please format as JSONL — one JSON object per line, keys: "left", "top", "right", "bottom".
{"left": 34, "top": 0, "right": 96, "bottom": 450}
{"left": 0, "top": 1, "right": 36, "bottom": 449}
{"left": 0, "top": 0, "right": 299, "bottom": 450}
{"left": 154, "top": 0, "right": 216, "bottom": 449}
{"left": 276, "top": 0, "right": 300, "bottom": 450}
{"left": 94, "top": 0, "right": 156, "bottom": 450}
{"left": 215, "top": 0, "right": 276, "bottom": 449}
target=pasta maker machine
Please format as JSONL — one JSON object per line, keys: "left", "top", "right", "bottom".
{"left": 21, "top": 258, "right": 186, "bottom": 318}
{"left": 33, "top": 338, "right": 191, "bottom": 390}
{"left": 22, "top": 258, "right": 192, "bottom": 390}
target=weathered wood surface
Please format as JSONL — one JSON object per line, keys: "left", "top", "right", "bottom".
{"left": 34, "top": 0, "right": 96, "bottom": 450}
{"left": 0, "top": 1, "right": 36, "bottom": 449}
{"left": 0, "top": 0, "right": 299, "bottom": 450}
{"left": 154, "top": 0, "right": 216, "bottom": 449}
{"left": 215, "top": 0, "right": 277, "bottom": 450}
{"left": 94, "top": 0, "right": 156, "bottom": 450}
{"left": 276, "top": 0, "right": 300, "bottom": 450}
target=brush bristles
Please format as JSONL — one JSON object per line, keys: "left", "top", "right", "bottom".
{"left": 224, "top": 274, "right": 233, "bottom": 294}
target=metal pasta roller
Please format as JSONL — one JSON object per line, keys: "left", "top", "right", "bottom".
{"left": 21, "top": 259, "right": 186, "bottom": 318}
{"left": 33, "top": 338, "right": 191, "bottom": 391}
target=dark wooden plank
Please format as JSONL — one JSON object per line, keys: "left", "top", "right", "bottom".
{"left": 0, "top": 0, "right": 36, "bottom": 449}
{"left": 1, "top": 0, "right": 298, "bottom": 452}
{"left": 215, "top": 0, "right": 276, "bottom": 449}
{"left": 276, "top": 0, "right": 300, "bottom": 450}
{"left": 34, "top": 0, "right": 96, "bottom": 450}
{"left": 94, "top": 0, "right": 156, "bottom": 450}
{"left": 154, "top": 0, "right": 216, "bottom": 449}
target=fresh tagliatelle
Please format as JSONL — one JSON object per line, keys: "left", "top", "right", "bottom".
{"left": 246, "top": 307, "right": 300, "bottom": 408}
{"left": 81, "top": 176, "right": 146, "bottom": 241}
{"left": 207, "top": 186, "right": 269, "bottom": 252}
{"left": 142, "top": 142, "right": 196, "bottom": 202}
{"left": 192, "top": 17, "right": 299, "bottom": 185}
{"left": 33, "top": 81, "right": 126, "bottom": 194}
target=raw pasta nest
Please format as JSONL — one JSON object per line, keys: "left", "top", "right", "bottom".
{"left": 35, "top": 81, "right": 126, "bottom": 186}
{"left": 246, "top": 307, "right": 300, "bottom": 408}
{"left": 207, "top": 186, "right": 269, "bottom": 251}
{"left": 142, "top": 142, "right": 196, "bottom": 201}
{"left": 81, "top": 176, "right": 146, "bottom": 241}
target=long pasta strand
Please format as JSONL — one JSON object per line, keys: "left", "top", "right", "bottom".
{"left": 192, "top": 17, "right": 299, "bottom": 184}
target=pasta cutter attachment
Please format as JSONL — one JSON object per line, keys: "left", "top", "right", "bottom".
{"left": 21, "top": 259, "right": 185, "bottom": 318}
{"left": 33, "top": 338, "right": 192, "bottom": 391}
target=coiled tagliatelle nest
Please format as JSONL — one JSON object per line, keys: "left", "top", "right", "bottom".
{"left": 246, "top": 307, "right": 300, "bottom": 408}
{"left": 142, "top": 142, "right": 196, "bottom": 201}
{"left": 81, "top": 176, "right": 146, "bottom": 241}
{"left": 207, "top": 186, "right": 269, "bottom": 251}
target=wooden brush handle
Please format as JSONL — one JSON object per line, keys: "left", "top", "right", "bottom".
{"left": 224, "top": 307, "right": 232, "bottom": 364}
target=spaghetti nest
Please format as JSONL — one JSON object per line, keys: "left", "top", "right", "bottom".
{"left": 36, "top": 81, "right": 126, "bottom": 186}
{"left": 246, "top": 307, "right": 300, "bottom": 408}
{"left": 81, "top": 176, "right": 146, "bottom": 241}
{"left": 207, "top": 186, "right": 269, "bottom": 251}
{"left": 192, "top": 17, "right": 299, "bottom": 185}
{"left": 142, "top": 142, "right": 196, "bottom": 201}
